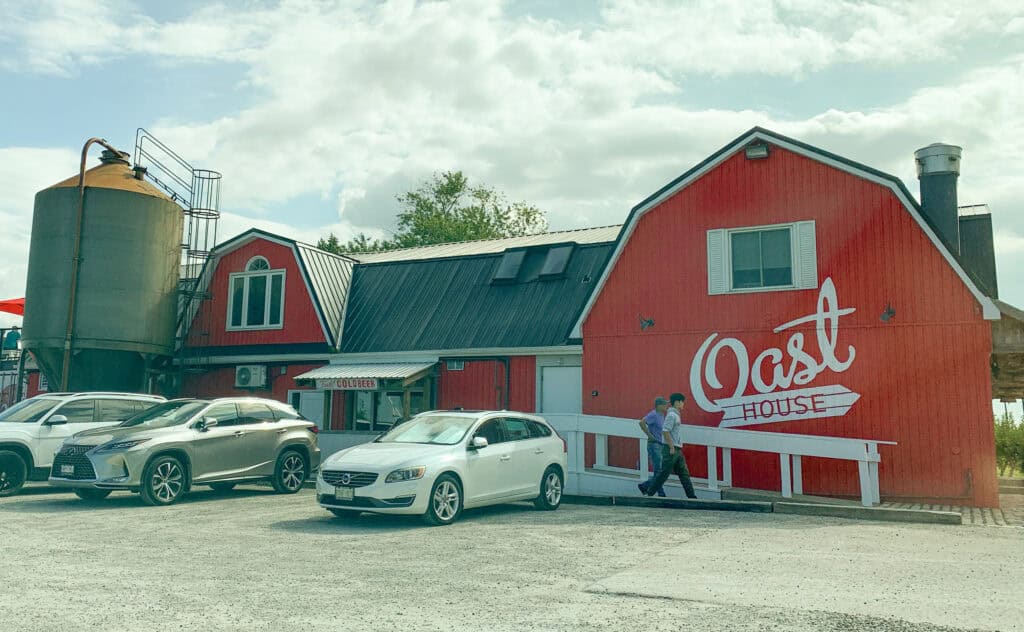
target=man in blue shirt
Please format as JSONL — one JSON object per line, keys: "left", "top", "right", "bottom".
{"left": 637, "top": 396, "right": 668, "bottom": 497}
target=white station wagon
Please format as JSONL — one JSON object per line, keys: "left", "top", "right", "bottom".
{"left": 317, "top": 410, "right": 567, "bottom": 525}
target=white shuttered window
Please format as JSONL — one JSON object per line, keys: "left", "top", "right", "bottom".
{"left": 707, "top": 221, "right": 817, "bottom": 295}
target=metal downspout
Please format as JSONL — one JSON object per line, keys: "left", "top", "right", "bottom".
{"left": 60, "top": 137, "right": 127, "bottom": 391}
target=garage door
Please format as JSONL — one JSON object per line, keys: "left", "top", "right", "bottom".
{"left": 540, "top": 366, "right": 582, "bottom": 413}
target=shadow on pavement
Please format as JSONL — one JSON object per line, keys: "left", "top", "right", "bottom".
{"left": 0, "top": 485, "right": 277, "bottom": 513}
{"left": 271, "top": 502, "right": 539, "bottom": 533}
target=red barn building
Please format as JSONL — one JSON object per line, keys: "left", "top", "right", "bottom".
{"left": 574, "top": 128, "right": 1002, "bottom": 507}
{"left": 179, "top": 226, "right": 616, "bottom": 440}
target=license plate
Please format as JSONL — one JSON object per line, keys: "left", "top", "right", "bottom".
{"left": 335, "top": 486, "right": 354, "bottom": 501}
{"left": 60, "top": 465, "right": 74, "bottom": 476}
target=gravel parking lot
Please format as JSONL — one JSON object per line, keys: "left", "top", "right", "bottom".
{"left": 1, "top": 485, "right": 1021, "bottom": 632}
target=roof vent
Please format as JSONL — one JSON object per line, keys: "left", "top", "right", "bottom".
{"left": 99, "top": 149, "right": 131, "bottom": 165}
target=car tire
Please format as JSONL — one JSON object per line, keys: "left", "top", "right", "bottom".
{"left": 74, "top": 488, "right": 112, "bottom": 502}
{"left": 140, "top": 455, "right": 187, "bottom": 506}
{"left": 423, "top": 474, "right": 462, "bottom": 526}
{"left": 534, "top": 466, "right": 563, "bottom": 511}
{"left": 209, "top": 482, "right": 236, "bottom": 493}
{"left": 271, "top": 449, "right": 306, "bottom": 494}
{"left": 0, "top": 450, "right": 27, "bottom": 498}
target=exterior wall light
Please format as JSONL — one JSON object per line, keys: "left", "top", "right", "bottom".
{"left": 639, "top": 314, "right": 655, "bottom": 330}
{"left": 880, "top": 303, "right": 896, "bottom": 322}
{"left": 745, "top": 143, "right": 770, "bottom": 160}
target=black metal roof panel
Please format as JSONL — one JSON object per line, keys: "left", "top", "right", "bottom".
{"left": 295, "top": 242, "right": 355, "bottom": 348}
{"left": 341, "top": 242, "right": 613, "bottom": 353}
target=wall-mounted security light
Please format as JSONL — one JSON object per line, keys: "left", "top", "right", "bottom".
{"left": 880, "top": 303, "right": 896, "bottom": 322}
{"left": 639, "top": 314, "right": 655, "bottom": 330}
{"left": 745, "top": 142, "right": 770, "bottom": 160}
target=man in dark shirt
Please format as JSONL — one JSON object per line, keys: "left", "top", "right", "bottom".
{"left": 647, "top": 392, "right": 697, "bottom": 499}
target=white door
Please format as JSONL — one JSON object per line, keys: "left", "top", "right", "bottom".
{"left": 296, "top": 391, "right": 328, "bottom": 430}
{"left": 540, "top": 366, "right": 582, "bottom": 413}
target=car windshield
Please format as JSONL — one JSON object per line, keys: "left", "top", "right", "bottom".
{"left": 375, "top": 415, "right": 478, "bottom": 445}
{"left": 0, "top": 398, "right": 61, "bottom": 423}
{"left": 120, "top": 400, "right": 208, "bottom": 429}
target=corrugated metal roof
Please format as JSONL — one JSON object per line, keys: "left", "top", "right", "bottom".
{"left": 341, "top": 242, "right": 613, "bottom": 353}
{"left": 295, "top": 243, "right": 355, "bottom": 348}
{"left": 294, "top": 362, "right": 436, "bottom": 380}
{"left": 349, "top": 225, "right": 622, "bottom": 263}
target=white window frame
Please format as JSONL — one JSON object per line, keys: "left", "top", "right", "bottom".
{"left": 707, "top": 220, "right": 817, "bottom": 295}
{"left": 226, "top": 259, "right": 287, "bottom": 331}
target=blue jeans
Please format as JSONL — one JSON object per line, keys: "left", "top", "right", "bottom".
{"left": 644, "top": 441, "right": 665, "bottom": 494}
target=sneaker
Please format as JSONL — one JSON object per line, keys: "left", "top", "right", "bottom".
{"left": 656, "top": 489, "right": 667, "bottom": 498}
{"left": 637, "top": 482, "right": 649, "bottom": 495}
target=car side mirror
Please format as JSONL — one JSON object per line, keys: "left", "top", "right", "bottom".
{"left": 44, "top": 414, "right": 68, "bottom": 426}
{"left": 469, "top": 436, "right": 488, "bottom": 450}
{"left": 196, "top": 417, "right": 218, "bottom": 431}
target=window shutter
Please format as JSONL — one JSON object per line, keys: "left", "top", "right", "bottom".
{"left": 707, "top": 229, "right": 727, "bottom": 295}
{"left": 795, "top": 221, "right": 818, "bottom": 289}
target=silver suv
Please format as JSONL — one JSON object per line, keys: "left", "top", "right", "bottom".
{"left": 48, "top": 397, "right": 320, "bottom": 505}
{"left": 0, "top": 392, "right": 165, "bottom": 497}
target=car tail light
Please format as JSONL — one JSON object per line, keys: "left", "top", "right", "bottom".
{"left": 308, "top": 424, "right": 319, "bottom": 434}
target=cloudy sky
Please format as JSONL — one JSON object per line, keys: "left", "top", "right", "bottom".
{"left": 1, "top": 0, "right": 1022, "bottom": 408}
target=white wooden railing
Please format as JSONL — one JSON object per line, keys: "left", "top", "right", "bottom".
{"left": 543, "top": 414, "right": 896, "bottom": 507}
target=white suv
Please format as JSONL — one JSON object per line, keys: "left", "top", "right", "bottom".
{"left": 0, "top": 392, "right": 165, "bottom": 497}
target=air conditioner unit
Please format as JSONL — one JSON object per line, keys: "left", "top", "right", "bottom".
{"left": 235, "top": 365, "right": 267, "bottom": 389}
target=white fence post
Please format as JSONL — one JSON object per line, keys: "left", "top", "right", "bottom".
{"left": 791, "top": 455, "right": 803, "bottom": 496}
{"left": 722, "top": 448, "right": 732, "bottom": 487}
{"left": 780, "top": 453, "right": 792, "bottom": 498}
{"left": 706, "top": 446, "right": 719, "bottom": 491}
{"left": 595, "top": 434, "right": 608, "bottom": 469}
{"left": 857, "top": 460, "right": 872, "bottom": 507}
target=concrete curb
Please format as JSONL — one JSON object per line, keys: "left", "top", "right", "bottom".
{"left": 774, "top": 501, "right": 963, "bottom": 525}
{"left": 563, "top": 494, "right": 773, "bottom": 513}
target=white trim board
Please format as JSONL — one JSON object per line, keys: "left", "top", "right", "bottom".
{"left": 570, "top": 129, "right": 1000, "bottom": 338}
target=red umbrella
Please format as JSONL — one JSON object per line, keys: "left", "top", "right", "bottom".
{"left": 0, "top": 298, "right": 24, "bottom": 316}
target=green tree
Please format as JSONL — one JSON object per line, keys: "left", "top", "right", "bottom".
{"left": 317, "top": 171, "right": 547, "bottom": 255}
{"left": 995, "top": 412, "right": 1024, "bottom": 477}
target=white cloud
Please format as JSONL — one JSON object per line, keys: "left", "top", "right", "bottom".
{"left": 0, "top": 147, "right": 80, "bottom": 326}
{"left": 1, "top": 0, "right": 1023, "bottom": 308}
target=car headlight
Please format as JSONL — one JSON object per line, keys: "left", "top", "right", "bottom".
{"left": 385, "top": 466, "right": 426, "bottom": 483}
{"left": 96, "top": 439, "right": 150, "bottom": 453}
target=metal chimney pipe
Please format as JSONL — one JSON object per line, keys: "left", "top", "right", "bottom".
{"left": 915, "top": 143, "right": 962, "bottom": 255}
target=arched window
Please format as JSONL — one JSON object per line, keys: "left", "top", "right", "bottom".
{"left": 246, "top": 256, "right": 270, "bottom": 272}
{"left": 227, "top": 256, "right": 285, "bottom": 330}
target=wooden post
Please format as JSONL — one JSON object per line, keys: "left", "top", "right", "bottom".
{"left": 780, "top": 453, "right": 792, "bottom": 498}
{"left": 722, "top": 448, "right": 732, "bottom": 487}
{"left": 791, "top": 455, "right": 803, "bottom": 495}
{"left": 595, "top": 434, "right": 608, "bottom": 469}
{"left": 707, "top": 445, "right": 719, "bottom": 491}
{"left": 857, "top": 460, "right": 872, "bottom": 507}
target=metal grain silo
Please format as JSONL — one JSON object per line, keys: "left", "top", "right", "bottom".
{"left": 22, "top": 147, "right": 183, "bottom": 392}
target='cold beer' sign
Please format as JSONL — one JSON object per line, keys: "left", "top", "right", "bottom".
{"left": 689, "top": 278, "right": 860, "bottom": 428}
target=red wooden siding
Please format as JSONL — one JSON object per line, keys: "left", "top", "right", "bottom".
{"left": 187, "top": 239, "right": 326, "bottom": 347}
{"left": 582, "top": 146, "right": 998, "bottom": 506}
{"left": 439, "top": 357, "right": 537, "bottom": 413}
{"left": 181, "top": 363, "right": 325, "bottom": 406}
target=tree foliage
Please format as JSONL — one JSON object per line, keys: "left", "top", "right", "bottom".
{"left": 317, "top": 171, "right": 547, "bottom": 255}
{"left": 994, "top": 412, "right": 1024, "bottom": 477}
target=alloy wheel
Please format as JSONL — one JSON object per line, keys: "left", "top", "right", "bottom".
{"left": 432, "top": 480, "right": 460, "bottom": 522}
{"left": 545, "top": 472, "right": 562, "bottom": 506}
{"left": 281, "top": 454, "right": 305, "bottom": 491}
{"left": 152, "top": 461, "right": 183, "bottom": 503}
